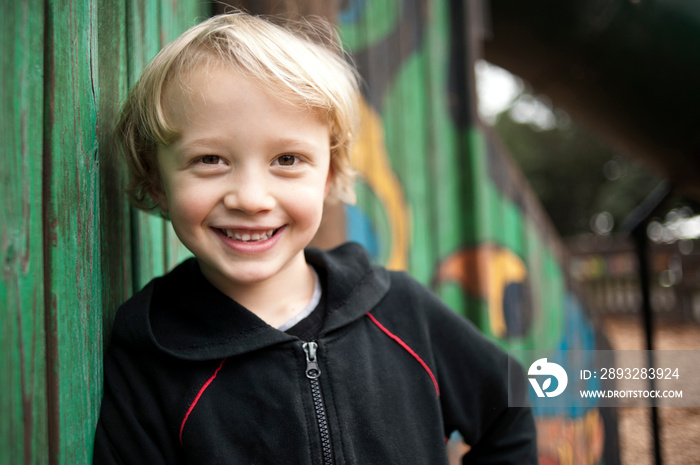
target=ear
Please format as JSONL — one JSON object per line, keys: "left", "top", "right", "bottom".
{"left": 324, "top": 164, "right": 335, "bottom": 199}
{"left": 150, "top": 186, "right": 169, "bottom": 213}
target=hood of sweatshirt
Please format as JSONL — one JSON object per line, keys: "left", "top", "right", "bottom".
{"left": 110, "top": 242, "right": 390, "bottom": 361}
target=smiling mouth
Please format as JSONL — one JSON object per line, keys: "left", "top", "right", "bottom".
{"left": 218, "top": 227, "right": 280, "bottom": 242}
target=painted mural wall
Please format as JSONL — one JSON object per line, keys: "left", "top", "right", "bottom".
{"left": 336, "top": 1, "right": 620, "bottom": 463}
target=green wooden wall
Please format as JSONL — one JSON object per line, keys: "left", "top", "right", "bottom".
{"left": 1, "top": 1, "right": 206, "bottom": 463}
{"left": 2, "top": 2, "right": 47, "bottom": 463}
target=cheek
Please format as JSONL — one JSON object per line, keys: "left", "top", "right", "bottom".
{"left": 166, "top": 189, "right": 211, "bottom": 228}
{"left": 283, "top": 184, "right": 327, "bottom": 225}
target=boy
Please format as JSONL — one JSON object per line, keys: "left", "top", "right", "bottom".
{"left": 94, "top": 12, "right": 537, "bottom": 464}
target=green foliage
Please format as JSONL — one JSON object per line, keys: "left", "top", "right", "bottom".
{"left": 493, "top": 104, "right": 660, "bottom": 237}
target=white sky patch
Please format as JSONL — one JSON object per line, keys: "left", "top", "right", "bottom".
{"left": 676, "top": 216, "right": 700, "bottom": 239}
{"left": 509, "top": 95, "right": 557, "bottom": 131}
{"left": 648, "top": 208, "right": 700, "bottom": 243}
{"left": 475, "top": 60, "right": 522, "bottom": 124}
{"left": 475, "top": 60, "right": 558, "bottom": 131}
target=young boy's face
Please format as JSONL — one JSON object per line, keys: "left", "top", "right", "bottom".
{"left": 154, "top": 65, "right": 332, "bottom": 297}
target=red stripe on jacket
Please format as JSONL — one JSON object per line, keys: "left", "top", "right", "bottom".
{"left": 365, "top": 312, "right": 440, "bottom": 397}
{"left": 179, "top": 358, "right": 227, "bottom": 445}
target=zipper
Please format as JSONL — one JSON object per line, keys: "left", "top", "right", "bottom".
{"left": 302, "top": 342, "right": 334, "bottom": 465}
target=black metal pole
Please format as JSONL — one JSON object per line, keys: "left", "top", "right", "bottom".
{"left": 623, "top": 181, "right": 670, "bottom": 465}
{"left": 632, "top": 225, "right": 663, "bottom": 465}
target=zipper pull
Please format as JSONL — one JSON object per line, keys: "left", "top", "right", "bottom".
{"left": 302, "top": 342, "right": 321, "bottom": 379}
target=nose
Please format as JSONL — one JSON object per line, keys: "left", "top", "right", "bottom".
{"left": 223, "top": 170, "right": 275, "bottom": 214}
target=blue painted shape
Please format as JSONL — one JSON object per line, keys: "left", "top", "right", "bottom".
{"left": 345, "top": 204, "right": 381, "bottom": 261}
{"left": 530, "top": 294, "right": 603, "bottom": 418}
{"left": 339, "top": 0, "right": 368, "bottom": 24}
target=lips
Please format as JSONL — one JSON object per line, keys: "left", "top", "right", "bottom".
{"left": 218, "top": 227, "right": 280, "bottom": 242}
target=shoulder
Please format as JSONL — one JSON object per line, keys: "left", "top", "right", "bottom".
{"left": 380, "top": 269, "right": 471, "bottom": 330}
{"left": 108, "top": 258, "right": 199, "bottom": 350}
{"left": 379, "top": 271, "right": 530, "bottom": 437}
{"left": 377, "top": 269, "right": 511, "bottom": 379}
{"left": 306, "top": 241, "right": 374, "bottom": 278}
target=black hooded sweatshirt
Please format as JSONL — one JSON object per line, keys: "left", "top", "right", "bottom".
{"left": 93, "top": 242, "right": 537, "bottom": 464}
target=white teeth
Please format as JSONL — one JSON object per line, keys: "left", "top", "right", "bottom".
{"left": 221, "top": 228, "right": 275, "bottom": 242}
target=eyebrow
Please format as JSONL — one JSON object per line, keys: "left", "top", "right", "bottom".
{"left": 170, "top": 137, "right": 230, "bottom": 159}
{"left": 177, "top": 137, "right": 229, "bottom": 149}
{"left": 172, "top": 135, "right": 329, "bottom": 157}
{"left": 270, "top": 137, "right": 326, "bottom": 151}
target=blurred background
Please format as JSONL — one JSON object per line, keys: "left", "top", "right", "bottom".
{"left": 477, "top": 4, "right": 700, "bottom": 463}
{"left": 2, "top": 0, "right": 699, "bottom": 463}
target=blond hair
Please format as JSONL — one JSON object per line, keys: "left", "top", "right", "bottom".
{"left": 118, "top": 11, "right": 360, "bottom": 213}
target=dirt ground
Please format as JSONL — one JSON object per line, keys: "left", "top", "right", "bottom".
{"left": 601, "top": 316, "right": 700, "bottom": 465}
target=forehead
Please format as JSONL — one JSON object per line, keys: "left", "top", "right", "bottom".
{"left": 160, "top": 64, "right": 330, "bottom": 152}
{"left": 164, "top": 62, "right": 327, "bottom": 124}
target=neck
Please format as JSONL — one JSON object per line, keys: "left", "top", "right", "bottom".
{"left": 205, "top": 254, "right": 317, "bottom": 328}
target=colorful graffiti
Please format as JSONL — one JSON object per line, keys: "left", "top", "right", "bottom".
{"left": 537, "top": 409, "right": 606, "bottom": 465}
{"left": 336, "top": 0, "right": 619, "bottom": 463}
{"left": 349, "top": 98, "right": 410, "bottom": 270}
{"left": 436, "top": 244, "right": 531, "bottom": 338}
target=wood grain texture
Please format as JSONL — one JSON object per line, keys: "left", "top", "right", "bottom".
{"left": 97, "top": 0, "right": 130, "bottom": 344}
{"left": 0, "top": 1, "right": 49, "bottom": 463}
{"left": 43, "top": 0, "right": 103, "bottom": 461}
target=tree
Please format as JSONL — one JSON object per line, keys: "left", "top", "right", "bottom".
{"left": 492, "top": 97, "right": 660, "bottom": 237}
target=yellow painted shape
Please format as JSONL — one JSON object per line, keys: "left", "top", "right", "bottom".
{"left": 351, "top": 98, "right": 410, "bottom": 270}
{"left": 536, "top": 409, "right": 605, "bottom": 465}
{"left": 487, "top": 249, "right": 528, "bottom": 338}
{"left": 435, "top": 244, "right": 528, "bottom": 337}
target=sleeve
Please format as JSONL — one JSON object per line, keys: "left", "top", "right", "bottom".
{"left": 419, "top": 284, "right": 538, "bottom": 464}
{"left": 93, "top": 345, "right": 181, "bottom": 465}
{"left": 458, "top": 363, "right": 538, "bottom": 465}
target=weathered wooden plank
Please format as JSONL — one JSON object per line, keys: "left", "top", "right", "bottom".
{"left": 97, "top": 0, "right": 130, "bottom": 340}
{"left": 223, "top": 0, "right": 337, "bottom": 19}
{"left": 0, "top": 0, "right": 49, "bottom": 463}
{"left": 131, "top": 212, "right": 168, "bottom": 289}
{"left": 43, "top": 0, "right": 103, "bottom": 461}
{"left": 126, "top": 0, "right": 168, "bottom": 289}
{"left": 125, "top": 0, "right": 161, "bottom": 82}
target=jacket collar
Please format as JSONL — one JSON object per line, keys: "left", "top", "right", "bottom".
{"left": 112, "top": 243, "right": 389, "bottom": 361}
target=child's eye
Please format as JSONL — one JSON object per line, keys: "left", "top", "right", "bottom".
{"left": 199, "top": 155, "right": 222, "bottom": 165}
{"left": 275, "top": 154, "right": 299, "bottom": 166}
